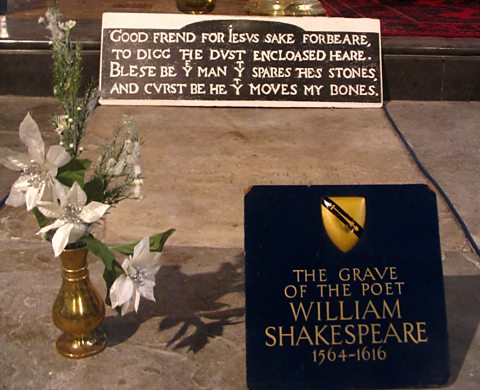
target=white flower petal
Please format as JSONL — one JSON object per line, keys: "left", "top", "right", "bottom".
{"left": 25, "top": 186, "right": 41, "bottom": 211}
{"left": 110, "top": 275, "right": 134, "bottom": 308}
{"left": 19, "top": 113, "right": 45, "bottom": 154}
{"left": 37, "top": 219, "right": 65, "bottom": 235}
{"left": 37, "top": 201, "right": 62, "bottom": 219}
{"left": 38, "top": 179, "right": 58, "bottom": 204}
{"left": 67, "top": 182, "right": 87, "bottom": 208}
{"left": 47, "top": 166, "right": 58, "bottom": 179}
{"left": 133, "top": 236, "right": 150, "bottom": 260}
{"left": 134, "top": 289, "right": 141, "bottom": 312}
{"left": 0, "top": 150, "right": 29, "bottom": 171}
{"left": 139, "top": 252, "right": 162, "bottom": 270}
{"left": 120, "top": 257, "right": 132, "bottom": 274}
{"left": 5, "top": 188, "right": 25, "bottom": 207}
{"left": 53, "top": 179, "right": 68, "bottom": 205}
{"left": 51, "top": 223, "right": 74, "bottom": 256}
{"left": 28, "top": 147, "right": 45, "bottom": 166}
{"left": 121, "top": 299, "right": 131, "bottom": 316}
{"left": 79, "top": 201, "right": 110, "bottom": 223}
{"left": 138, "top": 279, "right": 156, "bottom": 302}
{"left": 68, "top": 223, "right": 87, "bottom": 244}
{"left": 11, "top": 175, "right": 30, "bottom": 192}
{"left": 45, "top": 145, "right": 70, "bottom": 169}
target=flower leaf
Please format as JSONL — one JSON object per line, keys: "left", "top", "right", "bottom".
{"left": 83, "top": 177, "right": 105, "bottom": 203}
{"left": 112, "top": 229, "right": 175, "bottom": 255}
{"left": 57, "top": 158, "right": 92, "bottom": 187}
{"left": 81, "top": 235, "right": 124, "bottom": 306}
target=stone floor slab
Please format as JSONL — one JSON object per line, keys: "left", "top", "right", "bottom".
{"left": 1, "top": 96, "right": 479, "bottom": 389}
{"left": 386, "top": 101, "right": 480, "bottom": 249}
{"left": 82, "top": 104, "right": 429, "bottom": 248}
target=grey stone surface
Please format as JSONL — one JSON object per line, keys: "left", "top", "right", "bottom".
{"left": 0, "top": 243, "right": 245, "bottom": 390}
{"left": 82, "top": 104, "right": 429, "bottom": 248}
{"left": 386, "top": 101, "right": 480, "bottom": 249}
{"left": 1, "top": 97, "right": 479, "bottom": 389}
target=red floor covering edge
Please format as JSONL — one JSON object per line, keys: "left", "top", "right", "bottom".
{"left": 321, "top": 0, "right": 480, "bottom": 38}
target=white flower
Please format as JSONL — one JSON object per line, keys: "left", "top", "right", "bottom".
{"left": 43, "top": 8, "right": 64, "bottom": 41}
{"left": 110, "top": 237, "right": 161, "bottom": 315}
{"left": 132, "top": 178, "right": 144, "bottom": 200}
{"left": 53, "top": 114, "right": 69, "bottom": 135}
{"left": 37, "top": 182, "right": 110, "bottom": 257}
{"left": 0, "top": 113, "right": 70, "bottom": 210}
{"left": 64, "top": 20, "right": 76, "bottom": 30}
{"left": 105, "top": 157, "right": 124, "bottom": 176}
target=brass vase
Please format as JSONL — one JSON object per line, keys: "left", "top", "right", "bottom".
{"left": 176, "top": 0, "right": 216, "bottom": 14}
{"left": 246, "top": 0, "right": 326, "bottom": 16}
{"left": 52, "top": 247, "right": 106, "bottom": 358}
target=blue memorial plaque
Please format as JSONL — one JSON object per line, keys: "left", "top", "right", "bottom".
{"left": 245, "top": 185, "right": 449, "bottom": 389}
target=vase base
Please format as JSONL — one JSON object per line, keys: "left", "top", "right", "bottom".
{"left": 56, "top": 328, "right": 107, "bottom": 359}
{"left": 246, "top": 1, "right": 327, "bottom": 16}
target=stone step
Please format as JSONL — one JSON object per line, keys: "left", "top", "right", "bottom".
{"left": 1, "top": 16, "right": 479, "bottom": 100}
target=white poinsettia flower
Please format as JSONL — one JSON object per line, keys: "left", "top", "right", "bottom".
{"left": 37, "top": 182, "right": 110, "bottom": 257}
{"left": 0, "top": 113, "right": 70, "bottom": 210}
{"left": 110, "top": 237, "right": 162, "bottom": 315}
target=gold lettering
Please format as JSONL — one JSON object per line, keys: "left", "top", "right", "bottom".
{"left": 338, "top": 266, "right": 399, "bottom": 282}
{"left": 383, "top": 322, "right": 403, "bottom": 343}
{"left": 289, "top": 302, "right": 314, "bottom": 322}
{"left": 363, "top": 267, "right": 375, "bottom": 280}
{"left": 416, "top": 322, "right": 429, "bottom": 343}
{"left": 318, "top": 268, "right": 327, "bottom": 282}
{"left": 403, "top": 322, "right": 416, "bottom": 343}
{"left": 296, "top": 326, "right": 314, "bottom": 346}
{"left": 338, "top": 300, "right": 354, "bottom": 320}
{"left": 338, "top": 267, "right": 350, "bottom": 281}
{"left": 278, "top": 326, "right": 295, "bottom": 347}
{"left": 292, "top": 268, "right": 328, "bottom": 282}
{"left": 395, "top": 281, "right": 405, "bottom": 294}
{"left": 330, "top": 324, "right": 342, "bottom": 345}
{"left": 265, "top": 326, "right": 277, "bottom": 347}
{"left": 325, "top": 301, "right": 339, "bottom": 321}
{"left": 390, "top": 267, "right": 398, "bottom": 280}
{"left": 357, "top": 324, "right": 370, "bottom": 344}
{"left": 383, "top": 299, "right": 402, "bottom": 319}
{"left": 353, "top": 267, "right": 361, "bottom": 281}
{"left": 370, "top": 323, "right": 382, "bottom": 344}
{"left": 263, "top": 321, "right": 429, "bottom": 348}
{"left": 362, "top": 300, "right": 382, "bottom": 320}
{"left": 315, "top": 325, "right": 331, "bottom": 345}
{"left": 344, "top": 324, "right": 357, "bottom": 344}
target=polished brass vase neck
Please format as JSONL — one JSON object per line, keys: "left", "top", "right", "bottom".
{"left": 60, "top": 247, "right": 89, "bottom": 282}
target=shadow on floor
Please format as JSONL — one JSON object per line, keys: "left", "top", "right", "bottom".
{"left": 103, "top": 251, "right": 245, "bottom": 353}
{"left": 444, "top": 275, "right": 480, "bottom": 384}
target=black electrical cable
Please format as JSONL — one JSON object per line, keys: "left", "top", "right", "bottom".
{"left": 0, "top": 192, "right": 8, "bottom": 209}
{"left": 383, "top": 104, "right": 480, "bottom": 258}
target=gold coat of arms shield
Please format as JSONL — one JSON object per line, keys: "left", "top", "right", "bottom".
{"left": 321, "top": 196, "right": 366, "bottom": 252}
